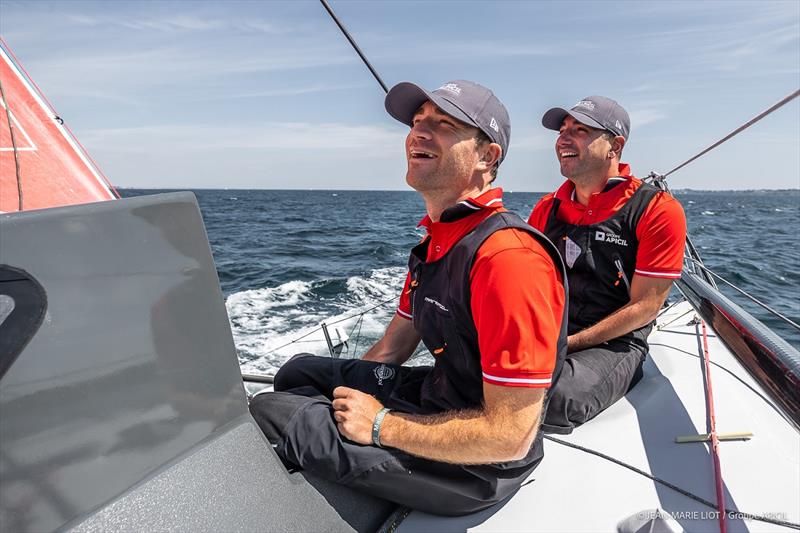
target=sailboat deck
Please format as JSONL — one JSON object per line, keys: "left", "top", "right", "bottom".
{"left": 397, "top": 300, "right": 800, "bottom": 532}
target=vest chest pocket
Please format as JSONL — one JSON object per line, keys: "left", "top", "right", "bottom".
{"left": 414, "top": 293, "right": 456, "bottom": 356}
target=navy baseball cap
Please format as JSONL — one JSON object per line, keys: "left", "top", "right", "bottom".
{"left": 385, "top": 80, "right": 511, "bottom": 164}
{"left": 542, "top": 95, "right": 630, "bottom": 139}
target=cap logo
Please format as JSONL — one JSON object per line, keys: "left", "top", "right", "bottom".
{"left": 438, "top": 83, "right": 462, "bottom": 96}
{"left": 615, "top": 120, "right": 622, "bottom": 130}
{"left": 576, "top": 100, "right": 595, "bottom": 111}
{"left": 489, "top": 117, "right": 499, "bottom": 132}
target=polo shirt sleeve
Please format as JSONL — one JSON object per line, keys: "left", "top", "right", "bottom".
{"left": 396, "top": 271, "right": 413, "bottom": 320}
{"left": 526, "top": 193, "right": 555, "bottom": 232}
{"left": 634, "top": 192, "right": 687, "bottom": 279}
{"left": 470, "top": 229, "right": 565, "bottom": 388}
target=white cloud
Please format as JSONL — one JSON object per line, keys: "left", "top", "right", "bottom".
{"left": 629, "top": 108, "right": 668, "bottom": 128}
{"left": 79, "top": 122, "right": 404, "bottom": 155}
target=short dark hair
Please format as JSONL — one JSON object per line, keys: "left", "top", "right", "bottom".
{"left": 474, "top": 130, "right": 499, "bottom": 181}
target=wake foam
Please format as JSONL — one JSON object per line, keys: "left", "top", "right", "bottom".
{"left": 227, "top": 267, "right": 408, "bottom": 375}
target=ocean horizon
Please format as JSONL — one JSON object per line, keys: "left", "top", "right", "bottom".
{"left": 121, "top": 188, "right": 800, "bottom": 373}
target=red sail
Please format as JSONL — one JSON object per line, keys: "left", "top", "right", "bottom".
{"left": 0, "top": 39, "right": 117, "bottom": 212}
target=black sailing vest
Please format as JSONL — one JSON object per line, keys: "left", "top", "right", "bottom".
{"left": 407, "top": 211, "right": 568, "bottom": 416}
{"left": 543, "top": 181, "right": 660, "bottom": 347}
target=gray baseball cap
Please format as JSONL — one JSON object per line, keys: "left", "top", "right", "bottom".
{"left": 542, "top": 95, "right": 630, "bottom": 139}
{"left": 385, "top": 80, "right": 511, "bottom": 164}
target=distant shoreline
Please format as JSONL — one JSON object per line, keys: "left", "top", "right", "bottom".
{"left": 118, "top": 187, "right": 800, "bottom": 194}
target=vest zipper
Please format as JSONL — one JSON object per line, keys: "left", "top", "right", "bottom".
{"left": 408, "top": 266, "right": 422, "bottom": 317}
{"left": 614, "top": 258, "right": 631, "bottom": 295}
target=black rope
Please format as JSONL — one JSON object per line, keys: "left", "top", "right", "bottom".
{"left": 661, "top": 89, "right": 799, "bottom": 179}
{"left": 543, "top": 435, "right": 800, "bottom": 529}
{"left": 319, "top": 0, "right": 389, "bottom": 94}
{"left": 0, "top": 74, "right": 23, "bottom": 211}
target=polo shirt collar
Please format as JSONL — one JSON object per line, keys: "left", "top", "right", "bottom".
{"left": 418, "top": 188, "right": 504, "bottom": 229}
{"left": 558, "top": 163, "right": 634, "bottom": 204}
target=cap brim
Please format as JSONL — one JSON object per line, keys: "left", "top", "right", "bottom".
{"left": 385, "top": 82, "right": 479, "bottom": 130}
{"left": 541, "top": 107, "right": 605, "bottom": 131}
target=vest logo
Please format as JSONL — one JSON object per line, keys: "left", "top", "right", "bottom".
{"left": 565, "top": 236, "right": 581, "bottom": 269}
{"left": 489, "top": 117, "right": 499, "bottom": 132}
{"left": 424, "top": 296, "right": 449, "bottom": 312}
{"left": 595, "top": 230, "right": 628, "bottom": 246}
{"left": 374, "top": 364, "right": 395, "bottom": 386}
{"left": 438, "top": 83, "right": 461, "bottom": 96}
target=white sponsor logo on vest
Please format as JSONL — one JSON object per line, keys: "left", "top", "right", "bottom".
{"left": 565, "top": 236, "right": 581, "bottom": 268}
{"left": 576, "top": 100, "right": 595, "bottom": 111}
{"left": 438, "top": 83, "right": 461, "bottom": 96}
{"left": 489, "top": 117, "right": 499, "bottom": 132}
{"left": 424, "top": 296, "right": 449, "bottom": 312}
{"left": 374, "top": 364, "right": 395, "bottom": 386}
{"left": 595, "top": 230, "right": 628, "bottom": 246}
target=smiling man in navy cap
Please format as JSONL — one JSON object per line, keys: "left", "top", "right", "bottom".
{"left": 528, "top": 96, "right": 686, "bottom": 434}
{"left": 250, "top": 80, "right": 568, "bottom": 515}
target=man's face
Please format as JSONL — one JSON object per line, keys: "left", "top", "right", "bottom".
{"left": 405, "top": 101, "right": 483, "bottom": 194}
{"left": 555, "top": 116, "right": 613, "bottom": 181}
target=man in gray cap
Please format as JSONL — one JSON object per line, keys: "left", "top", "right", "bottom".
{"left": 250, "top": 80, "right": 568, "bottom": 515}
{"left": 527, "top": 96, "right": 686, "bottom": 433}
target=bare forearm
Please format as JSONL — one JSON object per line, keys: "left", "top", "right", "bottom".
{"left": 569, "top": 300, "right": 657, "bottom": 352}
{"left": 361, "top": 315, "right": 420, "bottom": 364}
{"left": 380, "top": 408, "right": 538, "bottom": 465}
{"left": 569, "top": 275, "right": 673, "bottom": 353}
{"left": 361, "top": 336, "right": 416, "bottom": 364}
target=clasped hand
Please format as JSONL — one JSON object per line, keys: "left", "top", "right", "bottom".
{"left": 332, "top": 386, "right": 384, "bottom": 445}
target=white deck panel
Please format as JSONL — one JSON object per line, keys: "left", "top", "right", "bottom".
{"left": 397, "top": 301, "right": 800, "bottom": 532}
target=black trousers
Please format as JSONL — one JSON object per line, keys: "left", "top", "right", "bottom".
{"left": 543, "top": 337, "right": 646, "bottom": 434}
{"left": 249, "top": 354, "right": 539, "bottom": 516}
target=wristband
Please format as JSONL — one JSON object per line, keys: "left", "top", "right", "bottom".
{"left": 372, "top": 407, "right": 391, "bottom": 448}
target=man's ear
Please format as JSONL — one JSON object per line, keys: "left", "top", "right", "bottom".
{"left": 613, "top": 136, "right": 626, "bottom": 155}
{"left": 478, "top": 142, "right": 502, "bottom": 170}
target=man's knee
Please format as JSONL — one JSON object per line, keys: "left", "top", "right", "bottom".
{"left": 543, "top": 345, "right": 645, "bottom": 431}
{"left": 273, "top": 353, "right": 318, "bottom": 391}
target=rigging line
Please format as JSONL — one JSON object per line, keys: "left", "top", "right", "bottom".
{"left": 685, "top": 257, "right": 800, "bottom": 332}
{"left": 657, "top": 298, "right": 685, "bottom": 319}
{"left": 349, "top": 313, "right": 365, "bottom": 357}
{"left": 260, "top": 293, "right": 400, "bottom": 357}
{"left": 543, "top": 435, "right": 800, "bottom": 529}
{"left": 648, "top": 341, "right": 795, "bottom": 427}
{"left": 645, "top": 174, "right": 716, "bottom": 288}
{"left": 699, "top": 320, "right": 728, "bottom": 533}
{"left": 0, "top": 75, "right": 23, "bottom": 211}
{"left": 319, "top": 0, "right": 389, "bottom": 94}
{"left": 662, "top": 89, "right": 800, "bottom": 178}
{"left": 657, "top": 307, "right": 696, "bottom": 331}
{"left": 324, "top": 293, "right": 401, "bottom": 327}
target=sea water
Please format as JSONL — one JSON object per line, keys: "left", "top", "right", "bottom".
{"left": 122, "top": 189, "right": 799, "bottom": 374}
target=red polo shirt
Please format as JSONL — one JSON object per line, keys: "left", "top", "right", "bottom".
{"left": 397, "top": 188, "right": 565, "bottom": 389}
{"left": 527, "top": 164, "right": 686, "bottom": 279}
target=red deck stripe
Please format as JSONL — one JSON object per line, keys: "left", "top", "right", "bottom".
{"left": 701, "top": 319, "right": 728, "bottom": 533}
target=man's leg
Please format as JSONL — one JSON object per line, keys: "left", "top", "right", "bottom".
{"left": 250, "top": 355, "right": 429, "bottom": 454}
{"left": 543, "top": 339, "right": 646, "bottom": 434}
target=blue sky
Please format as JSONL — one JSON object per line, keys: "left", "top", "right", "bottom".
{"left": 1, "top": 0, "right": 798, "bottom": 191}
